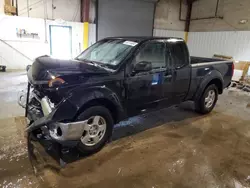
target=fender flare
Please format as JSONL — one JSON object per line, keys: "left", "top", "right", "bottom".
{"left": 67, "top": 85, "right": 125, "bottom": 122}
{"left": 27, "top": 86, "right": 125, "bottom": 132}
{"left": 194, "top": 70, "right": 223, "bottom": 101}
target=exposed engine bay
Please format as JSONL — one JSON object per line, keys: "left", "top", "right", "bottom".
{"left": 18, "top": 83, "right": 89, "bottom": 145}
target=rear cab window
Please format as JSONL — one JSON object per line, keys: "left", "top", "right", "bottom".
{"left": 166, "top": 39, "right": 190, "bottom": 69}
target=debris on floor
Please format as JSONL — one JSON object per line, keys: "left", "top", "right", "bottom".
{"left": 231, "top": 81, "right": 250, "bottom": 93}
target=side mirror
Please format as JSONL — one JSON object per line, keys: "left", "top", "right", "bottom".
{"left": 133, "top": 61, "right": 152, "bottom": 74}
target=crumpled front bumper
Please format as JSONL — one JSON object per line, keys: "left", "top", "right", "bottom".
{"left": 48, "top": 120, "right": 88, "bottom": 141}
{"left": 18, "top": 87, "right": 85, "bottom": 143}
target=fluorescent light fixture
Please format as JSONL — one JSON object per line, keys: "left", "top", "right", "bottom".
{"left": 239, "top": 19, "right": 248, "bottom": 24}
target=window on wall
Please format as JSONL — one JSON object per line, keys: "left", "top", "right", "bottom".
{"left": 50, "top": 25, "right": 72, "bottom": 59}
{"left": 135, "top": 41, "right": 166, "bottom": 69}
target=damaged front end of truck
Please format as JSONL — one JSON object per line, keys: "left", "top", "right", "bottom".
{"left": 20, "top": 57, "right": 95, "bottom": 147}
{"left": 18, "top": 55, "right": 119, "bottom": 166}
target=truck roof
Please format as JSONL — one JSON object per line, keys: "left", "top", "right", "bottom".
{"left": 103, "top": 36, "right": 184, "bottom": 43}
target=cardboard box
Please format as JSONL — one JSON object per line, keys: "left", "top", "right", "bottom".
{"left": 213, "top": 54, "right": 233, "bottom": 60}
{"left": 234, "top": 61, "right": 250, "bottom": 80}
{"left": 4, "top": 0, "right": 11, "bottom": 6}
{"left": 4, "top": 5, "right": 16, "bottom": 14}
{"left": 232, "top": 70, "right": 243, "bottom": 82}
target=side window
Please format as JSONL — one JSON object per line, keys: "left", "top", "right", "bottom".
{"left": 135, "top": 41, "right": 166, "bottom": 69}
{"left": 168, "top": 41, "right": 189, "bottom": 69}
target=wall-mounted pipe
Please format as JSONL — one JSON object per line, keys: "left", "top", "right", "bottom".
{"left": 16, "top": 0, "right": 18, "bottom": 16}
{"left": 80, "top": 0, "right": 84, "bottom": 22}
{"left": 179, "top": 0, "right": 223, "bottom": 22}
{"left": 83, "top": 0, "right": 90, "bottom": 50}
{"left": 185, "top": 2, "right": 192, "bottom": 32}
{"left": 189, "top": 16, "right": 223, "bottom": 21}
{"left": 52, "top": 0, "right": 54, "bottom": 19}
{"left": 44, "top": 19, "right": 47, "bottom": 43}
{"left": 44, "top": 0, "right": 48, "bottom": 19}
{"left": 184, "top": 1, "right": 192, "bottom": 42}
{"left": 80, "top": 0, "right": 90, "bottom": 23}
{"left": 84, "top": 0, "right": 90, "bottom": 23}
{"left": 215, "top": 0, "right": 220, "bottom": 17}
{"left": 27, "top": 0, "right": 29, "bottom": 17}
{"left": 179, "top": 0, "right": 185, "bottom": 21}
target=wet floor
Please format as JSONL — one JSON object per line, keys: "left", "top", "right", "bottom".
{"left": 0, "top": 71, "right": 250, "bottom": 188}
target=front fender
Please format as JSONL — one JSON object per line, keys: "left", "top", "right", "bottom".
{"left": 194, "top": 70, "right": 223, "bottom": 101}
{"left": 66, "top": 85, "right": 125, "bottom": 121}
{"left": 69, "top": 86, "right": 122, "bottom": 108}
{"left": 26, "top": 86, "right": 124, "bottom": 132}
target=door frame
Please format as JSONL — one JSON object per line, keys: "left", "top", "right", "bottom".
{"left": 49, "top": 25, "right": 73, "bottom": 58}
{"left": 125, "top": 40, "right": 169, "bottom": 115}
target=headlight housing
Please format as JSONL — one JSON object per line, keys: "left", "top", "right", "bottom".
{"left": 48, "top": 77, "right": 65, "bottom": 88}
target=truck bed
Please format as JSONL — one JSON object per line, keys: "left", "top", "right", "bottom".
{"left": 186, "top": 56, "right": 233, "bottom": 101}
{"left": 191, "top": 56, "right": 225, "bottom": 64}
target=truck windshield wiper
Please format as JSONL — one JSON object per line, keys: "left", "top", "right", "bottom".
{"left": 76, "top": 58, "right": 114, "bottom": 72}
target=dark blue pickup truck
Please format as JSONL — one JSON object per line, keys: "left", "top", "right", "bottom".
{"left": 19, "top": 37, "right": 233, "bottom": 155}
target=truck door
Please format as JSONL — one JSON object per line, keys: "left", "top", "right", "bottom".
{"left": 125, "top": 40, "right": 168, "bottom": 116}
{"left": 167, "top": 39, "right": 191, "bottom": 103}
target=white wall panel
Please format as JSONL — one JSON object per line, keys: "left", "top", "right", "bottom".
{"left": 0, "top": 15, "right": 95, "bottom": 69}
{"left": 0, "top": 15, "right": 48, "bottom": 69}
{"left": 0, "top": 41, "right": 34, "bottom": 69}
{"left": 0, "top": 0, "right": 4, "bottom": 14}
{"left": 153, "top": 29, "right": 185, "bottom": 39}
{"left": 187, "top": 31, "right": 250, "bottom": 61}
{"left": 17, "top": 0, "right": 81, "bottom": 22}
{"left": 89, "top": 24, "right": 96, "bottom": 47}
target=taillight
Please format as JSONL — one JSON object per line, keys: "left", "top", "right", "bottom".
{"left": 48, "top": 77, "right": 65, "bottom": 88}
{"left": 232, "top": 63, "right": 234, "bottom": 76}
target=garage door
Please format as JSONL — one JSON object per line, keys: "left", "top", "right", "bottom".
{"left": 97, "top": 0, "right": 157, "bottom": 40}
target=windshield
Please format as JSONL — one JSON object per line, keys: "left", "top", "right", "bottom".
{"left": 76, "top": 39, "right": 138, "bottom": 69}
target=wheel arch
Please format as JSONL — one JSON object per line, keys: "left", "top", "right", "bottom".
{"left": 206, "top": 78, "right": 223, "bottom": 94}
{"left": 194, "top": 70, "right": 223, "bottom": 101}
{"left": 75, "top": 98, "right": 120, "bottom": 124}
{"left": 67, "top": 85, "right": 125, "bottom": 124}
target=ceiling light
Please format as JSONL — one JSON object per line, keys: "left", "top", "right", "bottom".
{"left": 239, "top": 19, "right": 248, "bottom": 24}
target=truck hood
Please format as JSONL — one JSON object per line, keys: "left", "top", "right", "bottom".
{"left": 30, "top": 56, "right": 111, "bottom": 81}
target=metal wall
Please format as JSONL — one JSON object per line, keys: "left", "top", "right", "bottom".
{"left": 0, "top": 15, "right": 91, "bottom": 69}
{"left": 154, "top": 29, "right": 250, "bottom": 61}
{"left": 187, "top": 31, "right": 250, "bottom": 61}
{"left": 97, "top": 0, "right": 156, "bottom": 40}
{"left": 153, "top": 29, "right": 185, "bottom": 39}
{"left": 89, "top": 24, "right": 96, "bottom": 47}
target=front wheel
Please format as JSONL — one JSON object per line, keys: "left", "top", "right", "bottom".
{"left": 76, "top": 106, "right": 114, "bottom": 155}
{"left": 195, "top": 84, "right": 218, "bottom": 114}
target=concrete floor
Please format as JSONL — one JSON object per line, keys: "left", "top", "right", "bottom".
{"left": 1, "top": 71, "right": 250, "bottom": 188}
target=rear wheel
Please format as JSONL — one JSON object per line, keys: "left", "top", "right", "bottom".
{"left": 76, "top": 106, "right": 114, "bottom": 155}
{"left": 195, "top": 84, "right": 218, "bottom": 114}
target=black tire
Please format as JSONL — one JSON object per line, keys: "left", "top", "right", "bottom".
{"left": 76, "top": 106, "right": 114, "bottom": 155}
{"left": 195, "top": 84, "right": 218, "bottom": 114}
